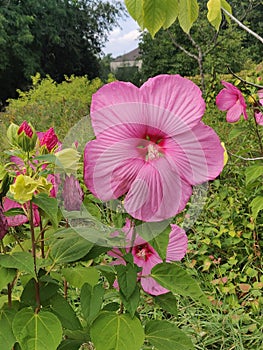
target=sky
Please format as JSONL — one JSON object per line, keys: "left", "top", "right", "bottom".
{"left": 102, "top": 1, "right": 141, "bottom": 58}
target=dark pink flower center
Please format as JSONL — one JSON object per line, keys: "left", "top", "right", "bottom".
{"left": 134, "top": 243, "right": 153, "bottom": 261}
{"left": 137, "top": 135, "right": 164, "bottom": 161}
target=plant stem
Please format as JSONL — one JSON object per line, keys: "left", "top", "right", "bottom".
{"left": 39, "top": 216, "right": 45, "bottom": 259}
{"left": 29, "top": 201, "right": 41, "bottom": 313}
{"left": 8, "top": 283, "right": 12, "bottom": 308}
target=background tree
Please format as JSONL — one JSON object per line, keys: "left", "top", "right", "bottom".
{"left": 138, "top": 0, "right": 262, "bottom": 92}
{"left": 0, "top": 0, "right": 123, "bottom": 105}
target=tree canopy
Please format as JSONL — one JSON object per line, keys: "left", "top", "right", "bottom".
{"left": 0, "top": 0, "right": 123, "bottom": 105}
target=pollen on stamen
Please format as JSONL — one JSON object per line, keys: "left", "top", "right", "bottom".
{"left": 146, "top": 143, "right": 161, "bottom": 161}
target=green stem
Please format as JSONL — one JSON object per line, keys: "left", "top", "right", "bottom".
{"left": 29, "top": 201, "right": 41, "bottom": 313}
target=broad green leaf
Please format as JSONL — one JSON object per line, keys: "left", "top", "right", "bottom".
{"left": 120, "top": 285, "right": 140, "bottom": 317}
{"left": 12, "top": 308, "right": 63, "bottom": 350}
{"left": 250, "top": 196, "right": 263, "bottom": 219}
{"left": 125, "top": 0, "right": 144, "bottom": 27}
{"left": 151, "top": 262, "right": 209, "bottom": 305}
{"left": 50, "top": 234, "right": 93, "bottom": 264}
{"left": 62, "top": 267, "right": 99, "bottom": 288}
{"left": 0, "top": 266, "right": 16, "bottom": 290}
{"left": 154, "top": 292, "right": 178, "bottom": 316}
{"left": 0, "top": 252, "right": 36, "bottom": 278}
{"left": 178, "top": 0, "right": 199, "bottom": 33}
{"left": 90, "top": 312, "right": 144, "bottom": 350}
{"left": 32, "top": 193, "right": 58, "bottom": 229}
{"left": 115, "top": 263, "right": 138, "bottom": 299}
{"left": 50, "top": 294, "right": 82, "bottom": 330}
{"left": 207, "top": 0, "right": 221, "bottom": 31}
{"left": 0, "top": 308, "right": 16, "bottom": 350}
{"left": 145, "top": 320, "right": 194, "bottom": 350}
{"left": 246, "top": 165, "right": 263, "bottom": 185}
{"left": 163, "top": 0, "right": 179, "bottom": 29}
{"left": 150, "top": 226, "right": 170, "bottom": 260}
{"left": 95, "top": 265, "right": 116, "bottom": 286}
{"left": 81, "top": 283, "right": 104, "bottom": 324}
{"left": 21, "top": 277, "right": 59, "bottom": 307}
{"left": 143, "top": 0, "right": 167, "bottom": 37}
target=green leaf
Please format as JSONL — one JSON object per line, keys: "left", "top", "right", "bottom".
{"left": 145, "top": 320, "right": 194, "bottom": 350}
{"left": 125, "top": 0, "right": 144, "bottom": 28}
{"left": 50, "top": 294, "right": 82, "bottom": 330}
{"left": 115, "top": 263, "right": 138, "bottom": 299}
{"left": 151, "top": 262, "right": 209, "bottom": 305}
{"left": 3, "top": 207, "right": 26, "bottom": 217}
{"left": 0, "top": 252, "right": 36, "bottom": 278}
{"left": 154, "top": 292, "right": 178, "bottom": 316}
{"left": 32, "top": 193, "right": 58, "bottom": 229}
{"left": 221, "top": 0, "right": 232, "bottom": 23}
{"left": 90, "top": 312, "right": 145, "bottom": 350}
{"left": 150, "top": 226, "right": 170, "bottom": 260}
{"left": 0, "top": 267, "right": 16, "bottom": 291}
{"left": 207, "top": 0, "right": 221, "bottom": 31}
{"left": 143, "top": 0, "right": 167, "bottom": 37}
{"left": 12, "top": 308, "right": 63, "bottom": 350}
{"left": 162, "top": 0, "right": 179, "bottom": 29}
{"left": 120, "top": 285, "right": 140, "bottom": 317}
{"left": 95, "top": 265, "right": 116, "bottom": 286}
{"left": 250, "top": 196, "right": 263, "bottom": 219}
{"left": 57, "top": 339, "right": 83, "bottom": 350}
{"left": 21, "top": 277, "right": 59, "bottom": 307}
{"left": 62, "top": 267, "right": 99, "bottom": 288}
{"left": 80, "top": 283, "right": 104, "bottom": 324}
{"left": 178, "top": 0, "right": 199, "bottom": 33}
{"left": 246, "top": 165, "right": 263, "bottom": 185}
{"left": 50, "top": 233, "right": 93, "bottom": 264}
{"left": 0, "top": 308, "right": 16, "bottom": 350}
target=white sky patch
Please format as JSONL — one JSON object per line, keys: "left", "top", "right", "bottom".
{"left": 103, "top": 15, "right": 141, "bottom": 57}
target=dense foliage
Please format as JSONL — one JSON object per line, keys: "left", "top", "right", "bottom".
{"left": 0, "top": 0, "right": 123, "bottom": 105}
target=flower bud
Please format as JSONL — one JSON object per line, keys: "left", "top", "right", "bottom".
{"left": 40, "top": 127, "right": 59, "bottom": 152}
{"left": 17, "top": 121, "right": 37, "bottom": 152}
{"left": 0, "top": 207, "right": 8, "bottom": 240}
{"left": 62, "top": 175, "right": 83, "bottom": 211}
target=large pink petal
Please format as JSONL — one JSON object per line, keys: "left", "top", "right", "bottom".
{"left": 84, "top": 137, "right": 145, "bottom": 201}
{"left": 141, "top": 75, "right": 205, "bottom": 130}
{"left": 255, "top": 111, "right": 263, "bottom": 126}
{"left": 124, "top": 157, "right": 192, "bottom": 222}
{"left": 91, "top": 75, "right": 205, "bottom": 137}
{"left": 164, "top": 122, "right": 224, "bottom": 184}
{"left": 3, "top": 198, "right": 28, "bottom": 227}
{"left": 166, "top": 224, "right": 188, "bottom": 262}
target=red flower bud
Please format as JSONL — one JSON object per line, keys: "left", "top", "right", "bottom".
{"left": 18, "top": 121, "right": 33, "bottom": 138}
{"left": 40, "top": 128, "right": 59, "bottom": 152}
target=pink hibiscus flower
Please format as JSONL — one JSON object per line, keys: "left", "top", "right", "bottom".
{"left": 216, "top": 81, "right": 248, "bottom": 123}
{"left": 3, "top": 197, "right": 40, "bottom": 227}
{"left": 84, "top": 75, "right": 224, "bottom": 222}
{"left": 108, "top": 219, "right": 188, "bottom": 296}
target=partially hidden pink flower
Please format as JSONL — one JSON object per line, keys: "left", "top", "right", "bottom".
{"left": 39, "top": 127, "right": 59, "bottom": 151}
{"left": 18, "top": 121, "right": 33, "bottom": 138}
{"left": 255, "top": 89, "right": 263, "bottom": 126}
{"left": 62, "top": 175, "right": 84, "bottom": 211}
{"left": 84, "top": 75, "right": 224, "bottom": 222}
{"left": 0, "top": 207, "right": 9, "bottom": 239}
{"left": 108, "top": 219, "right": 188, "bottom": 296}
{"left": 3, "top": 197, "right": 40, "bottom": 227}
{"left": 216, "top": 81, "right": 248, "bottom": 123}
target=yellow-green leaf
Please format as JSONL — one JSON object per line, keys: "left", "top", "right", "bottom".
{"left": 207, "top": 0, "right": 222, "bottom": 31}
{"left": 163, "top": 0, "right": 179, "bottom": 29}
{"left": 125, "top": 0, "right": 144, "bottom": 28}
{"left": 178, "top": 0, "right": 199, "bottom": 33}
